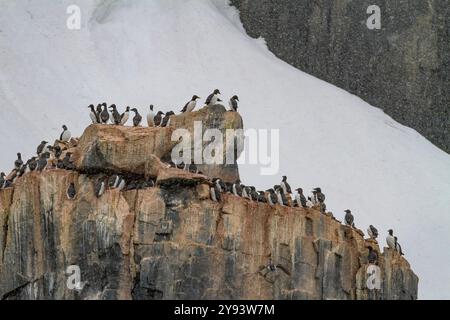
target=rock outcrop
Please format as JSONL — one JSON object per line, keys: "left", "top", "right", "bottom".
{"left": 0, "top": 106, "right": 418, "bottom": 300}
{"left": 232, "top": 0, "right": 450, "bottom": 153}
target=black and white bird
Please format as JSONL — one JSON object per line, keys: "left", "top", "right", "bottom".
{"left": 232, "top": 179, "right": 243, "bottom": 197}
{"left": 67, "top": 183, "right": 77, "bottom": 200}
{"left": 181, "top": 95, "right": 200, "bottom": 113}
{"left": 60, "top": 125, "right": 71, "bottom": 142}
{"left": 210, "top": 183, "right": 222, "bottom": 202}
{"left": 274, "top": 185, "right": 289, "bottom": 206}
{"left": 117, "top": 177, "right": 126, "bottom": 191}
{"left": 37, "top": 152, "right": 50, "bottom": 172}
{"left": 96, "top": 104, "right": 103, "bottom": 116}
{"left": 250, "top": 187, "right": 259, "bottom": 201}
{"left": 161, "top": 111, "right": 175, "bottom": 127}
{"left": 94, "top": 178, "right": 106, "bottom": 198}
{"left": 394, "top": 236, "right": 404, "bottom": 256}
{"left": 0, "top": 172, "right": 6, "bottom": 188}
{"left": 367, "top": 246, "right": 378, "bottom": 264}
{"left": 37, "top": 141, "right": 48, "bottom": 156}
{"left": 229, "top": 95, "right": 239, "bottom": 111}
{"left": 108, "top": 175, "right": 121, "bottom": 189}
{"left": 205, "top": 89, "right": 221, "bottom": 107}
{"left": 257, "top": 191, "right": 267, "bottom": 203}
{"left": 280, "top": 176, "right": 292, "bottom": 195}
{"left": 17, "top": 163, "right": 28, "bottom": 177}
{"left": 267, "top": 189, "right": 277, "bottom": 206}
{"left": 344, "top": 209, "right": 355, "bottom": 227}
{"left": 120, "top": 106, "right": 130, "bottom": 125}
{"left": 131, "top": 108, "right": 142, "bottom": 127}
{"left": 14, "top": 153, "right": 23, "bottom": 170}
{"left": 109, "top": 104, "right": 121, "bottom": 125}
{"left": 294, "top": 188, "right": 307, "bottom": 208}
{"left": 386, "top": 229, "right": 396, "bottom": 250}
{"left": 147, "top": 105, "right": 155, "bottom": 127}
{"left": 28, "top": 157, "right": 37, "bottom": 171}
{"left": 62, "top": 152, "right": 75, "bottom": 170}
{"left": 154, "top": 111, "right": 165, "bottom": 126}
{"left": 367, "top": 225, "right": 379, "bottom": 240}
{"left": 100, "top": 105, "right": 110, "bottom": 124}
{"left": 88, "top": 104, "right": 100, "bottom": 124}
{"left": 52, "top": 145, "right": 62, "bottom": 159}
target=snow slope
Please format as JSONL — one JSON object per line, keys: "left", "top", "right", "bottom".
{"left": 1, "top": 0, "right": 449, "bottom": 299}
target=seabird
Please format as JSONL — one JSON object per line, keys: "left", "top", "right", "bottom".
{"left": 94, "top": 178, "right": 106, "bottom": 198}
{"left": 294, "top": 188, "right": 307, "bottom": 208}
{"left": 367, "top": 225, "right": 379, "bottom": 240}
{"left": 394, "top": 236, "right": 404, "bottom": 255}
{"left": 147, "top": 105, "right": 155, "bottom": 127}
{"left": 257, "top": 191, "right": 267, "bottom": 203}
{"left": 14, "top": 153, "right": 23, "bottom": 170}
{"left": 60, "top": 125, "right": 71, "bottom": 142}
{"left": 274, "top": 185, "right": 289, "bottom": 206}
{"left": 153, "top": 111, "right": 164, "bottom": 126}
{"left": 28, "top": 157, "right": 37, "bottom": 171}
{"left": 52, "top": 146, "right": 62, "bottom": 159}
{"left": 37, "top": 141, "right": 48, "bottom": 156}
{"left": 108, "top": 175, "right": 121, "bottom": 189}
{"left": 131, "top": 108, "right": 142, "bottom": 127}
{"left": 0, "top": 172, "right": 6, "bottom": 188}
{"left": 280, "top": 176, "right": 292, "bottom": 194}
{"left": 109, "top": 104, "right": 121, "bottom": 125}
{"left": 232, "top": 179, "right": 243, "bottom": 197}
{"left": 250, "top": 187, "right": 259, "bottom": 201}
{"left": 120, "top": 106, "right": 130, "bottom": 125}
{"left": 37, "top": 152, "right": 50, "bottom": 172}
{"left": 367, "top": 246, "right": 378, "bottom": 264}
{"left": 96, "top": 104, "right": 103, "bottom": 115}
{"left": 100, "top": 105, "right": 110, "bottom": 124}
{"left": 229, "top": 95, "right": 239, "bottom": 111}
{"left": 205, "top": 89, "right": 221, "bottom": 107}
{"left": 161, "top": 111, "right": 175, "bottom": 127}
{"left": 88, "top": 104, "right": 100, "bottom": 124}
{"left": 267, "top": 189, "right": 278, "bottom": 206}
{"left": 181, "top": 95, "right": 200, "bottom": 113}
{"left": 386, "top": 229, "right": 396, "bottom": 250}
{"left": 62, "top": 152, "right": 75, "bottom": 170}
{"left": 17, "top": 164, "right": 27, "bottom": 177}
{"left": 344, "top": 209, "right": 355, "bottom": 227}
{"left": 67, "top": 183, "right": 76, "bottom": 200}
{"left": 210, "top": 183, "right": 222, "bottom": 202}
{"left": 117, "top": 177, "right": 126, "bottom": 191}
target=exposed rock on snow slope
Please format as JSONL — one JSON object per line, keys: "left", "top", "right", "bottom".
{"left": 0, "top": 0, "right": 449, "bottom": 298}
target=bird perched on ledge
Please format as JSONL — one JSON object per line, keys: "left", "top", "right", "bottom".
{"left": 131, "top": 108, "right": 142, "bottom": 127}
{"left": 205, "top": 89, "right": 221, "bottom": 107}
{"left": 154, "top": 111, "right": 165, "bottom": 126}
{"left": 367, "top": 225, "right": 379, "bottom": 240}
{"left": 60, "top": 125, "right": 71, "bottom": 142}
{"left": 109, "top": 104, "right": 121, "bottom": 125}
{"left": 229, "top": 95, "right": 239, "bottom": 112}
{"left": 147, "top": 105, "right": 155, "bottom": 127}
{"left": 344, "top": 209, "right": 355, "bottom": 227}
{"left": 181, "top": 95, "right": 200, "bottom": 113}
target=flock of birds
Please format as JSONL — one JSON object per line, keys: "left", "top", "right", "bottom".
{"left": 0, "top": 88, "right": 404, "bottom": 264}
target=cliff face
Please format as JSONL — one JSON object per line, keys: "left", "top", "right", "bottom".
{"left": 0, "top": 106, "right": 418, "bottom": 300}
{"left": 231, "top": 0, "right": 450, "bottom": 153}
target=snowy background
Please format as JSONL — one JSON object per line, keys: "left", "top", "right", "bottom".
{"left": 0, "top": 0, "right": 449, "bottom": 299}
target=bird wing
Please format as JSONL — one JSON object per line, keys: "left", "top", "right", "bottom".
{"left": 285, "top": 182, "right": 292, "bottom": 193}
{"left": 181, "top": 101, "right": 189, "bottom": 113}
{"left": 205, "top": 93, "right": 214, "bottom": 105}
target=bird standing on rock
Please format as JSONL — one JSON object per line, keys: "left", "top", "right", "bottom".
{"left": 344, "top": 209, "right": 355, "bottom": 227}
{"left": 37, "top": 141, "right": 48, "bottom": 156}
{"left": 367, "top": 225, "right": 379, "bottom": 240}
{"left": 147, "top": 105, "right": 155, "bottom": 127}
{"left": 229, "top": 95, "right": 239, "bottom": 111}
{"left": 280, "top": 176, "right": 292, "bottom": 195}
{"left": 100, "top": 105, "right": 110, "bottom": 124}
{"left": 0, "top": 172, "right": 6, "bottom": 188}
{"left": 161, "top": 111, "right": 175, "bottom": 127}
{"left": 154, "top": 111, "right": 165, "bottom": 126}
{"left": 131, "top": 108, "right": 142, "bottom": 127}
{"left": 28, "top": 157, "right": 37, "bottom": 171}
{"left": 181, "top": 95, "right": 200, "bottom": 113}
{"left": 394, "top": 236, "right": 404, "bottom": 256}
{"left": 88, "top": 104, "right": 99, "bottom": 124}
{"left": 14, "top": 153, "right": 23, "bottom": 170}
{"left": 294, "top": 188, "right": 307, "bottom": 208}
{"left": 109, "top": 104, "right": 121, "bottom": 125}
{"left": 120, "top": 106, "right": 130, "bottom": 126}
{"left": 60, "top": 125, "right": 71, "bottom": 142}
{"left": 94, "top": 178, "right": 106, "bottom": 198}
{"left": 67, "top": 183, "right": 77, "bottom": 200}
{"left": 205, "top": 89, "right": 221, "bottom": 107}
{"left": 386, "top": 229, "right": 396, "bottom": 249}
{"left": 37, "top": 152, "right": 50, "bottom": 172}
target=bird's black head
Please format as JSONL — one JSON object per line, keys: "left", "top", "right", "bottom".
{"left": 192, "top": 95, "right": 200, "bottom": 100}
{"left": 109, "top": 104, "right": 116, "bottom": 109}
{"left": 235, "top": 179, "right": 241, "bottom": 184}
{"left": 62, "top": 125, "right": 68, "bottom": 130}
{"left": 131, "top": 108, "right": 137, "bottom": 112}
{"left": 232, "top": 95, "right": 239, "bottom": 101}
{"left": 126, "top": 106, "right": 130, "bottom": 111}
{"left": 17, "top": 152, "right": 21, "bottom": 157}
{"left": 41, "top": 141, "right": 47, "bottom": 144}
{"left": 102, "top": 102, "right": 107, "bottom": 107}
{"left": 1, "top": 172, "right": 5, "bottom": 177}
{"left": 388, "top": 229, "right": 393, "bottom": 235}
{"left": 88, "top": 104, "right": 94, "bottom": 108}
{"left": 282, "top": 175, "right": 287, "bottom": 181}
{"left": 296, "top": 188, "right": 303, "bottom": 193}
{"left": 149, "top": 105, "right": 154, "bottom": 111}
{"left": 213, "top": 89, "right": 221, "bottom": 94}
{"left": 157, "top": 111, "right": 164, "bottom": 115}
{"left": 344, "top": 209, "right": 351, "bottom": 214}
{"left": 167, "top": 111, "right": 175, "bottom": 116}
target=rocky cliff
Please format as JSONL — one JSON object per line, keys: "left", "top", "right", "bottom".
{"left": 0, "top": 106, "right": 418, "bottom": 300}
{"left": 231, "top": 0, "right": 450, "bottom": 153}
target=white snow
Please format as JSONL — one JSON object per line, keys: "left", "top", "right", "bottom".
{"left": 1, "top": 0, "right": 449, "bottom": 299}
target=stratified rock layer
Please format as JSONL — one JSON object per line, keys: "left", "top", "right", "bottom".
{"left": 0, "top": 107, "right": 417, "bottom": 300}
